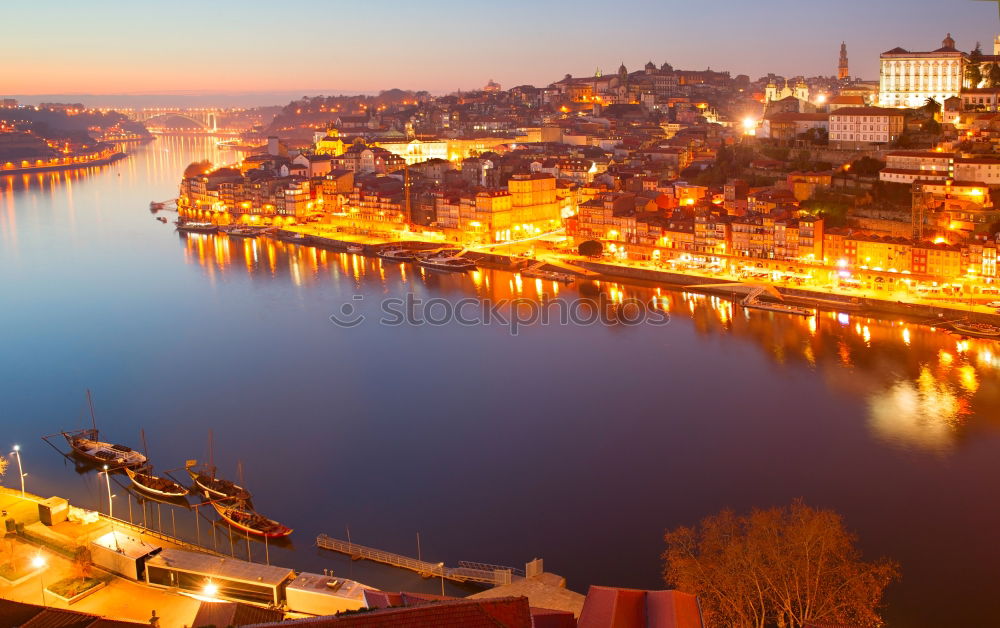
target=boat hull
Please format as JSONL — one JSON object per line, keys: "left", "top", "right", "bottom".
{"left": 417, "top": 259, "right": 476, "bottom": 273}
{"left": 950, "top": 324, "right": 1000, "bottom": 339}
{"left": 63, "top": 432, "right": 147, "bottom": 468}
{"left": 186, "top": 468, "right": 252, "bottom": 502}
{"left": 124, "top": 467, "right": 189, "bottom": 499}
{"left": 210, "top": 501, "right": 292, "bottom": 539}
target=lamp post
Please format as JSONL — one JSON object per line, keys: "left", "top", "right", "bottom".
{"left": 32, "top": 555, "right": 46, "bottom": 606}
{"left": 11, "top": 445, "right": 25, "bottom": 498}
{"left": 437, "top": 562, "right": 445, "bottom": 596}
{"left": 101, "top": 465, "right": 114, "bottom": 519}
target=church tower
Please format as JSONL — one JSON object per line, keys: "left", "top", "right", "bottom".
{"left": 838, "top": 42, "right": 849, "bottom": 80}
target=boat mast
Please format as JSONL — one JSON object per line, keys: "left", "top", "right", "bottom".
{"left": 86, "top": 389, "right": 97, "bottom": 434}
{"left": 207, "top": 429, "right": 215, "bottom": 475}
{"left": 141, "top": 428, "right": 149, "bottom": 464}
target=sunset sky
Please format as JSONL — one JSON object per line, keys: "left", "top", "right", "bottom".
{"left": 3, "top": 0, "right": 998, "bottom": 96}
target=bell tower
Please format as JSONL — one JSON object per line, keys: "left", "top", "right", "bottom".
{"left": 838, "top": 42, "right": 849, "bottom": 81}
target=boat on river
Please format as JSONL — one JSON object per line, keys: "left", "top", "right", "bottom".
{"left": 949, "top": 321, "right": 1000, "bottom": 338}
{"left": 61, "top": 391, "right": 147, "bottom": 468}
{"left": 346, "top": 244, "right": 365, "bottom": 254}
{"left": 377, "top": 248, "right": 416, "bottom": 262}
{"left": 521, "top": 267, "right": 576, "bottom": 283}
{"left": 186, "top": 461, "right": 252, "bottom": 502}
{"left": 741, "top": 300, "right": 815, "bottom": 317}
{"left": 210, "top": 500, "right": 292, "bottom": 538}
{"left": 176, "top": 221, "right": 218, "bottom": 234}
{"left": 417, "top": 255, "right": 477, "bottom": 273}
{"left": 125, "top": 466, "right": 189, "bottom": 499}
{"left": 63, "top": 430, "right": 148, "bottom": 468}
{"left": 223, "top": 226, "right": 261, "bottom": 238}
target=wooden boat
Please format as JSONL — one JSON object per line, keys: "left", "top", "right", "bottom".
{"left": 223, "top": 226, "right": 260, "bottom": 238}
{"left": 377, "top": 248, "right": 416, "bottom": 262}
{"left": 417, "top": 256, "right": 476, "bottom": 272}
{"left": 949, "top": 321, "right": 1000, "bottom": 338}
{"left": 521, "top": 268, "right": 575, "bottom": 283}
{"left": 125, "top": 466, "right": 189, "bottom": 499}
{"left": 210, "top": 500, "right": 292, "bottom": 539}
{"left": 741, "top": 297, "right": 814, "bottom": 317}
{"left": 186, "top": 463, "right": 252, "bottom": 502}
{"left": 176, "top": 221, "right": 217, "bottom": 234}
{"left": 62, "top": 391, "right": 147, "bottom": 468}
{"left": 63, "top": 430, "right": 148, "bottom": 468}
{"left": 346, "top": 244, "right": 365, "bottom": 254}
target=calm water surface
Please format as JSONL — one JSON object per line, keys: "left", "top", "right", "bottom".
{"left": 2, "top": 137, "right": 1000, "bottom": 626}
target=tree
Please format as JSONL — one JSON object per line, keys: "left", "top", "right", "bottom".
{"left": 967, "top": 43, "right": 984, "bottom": 88}
{"left": 849, "top": 157, "right": 886, "bottom": 178}
{"left": 989, "top": 63, "right": 1000, "bottom": 89}
{"left": 921, "top": 97, "right": 941, "bottom": 117}
{"left": 183, "top": 160, "right": 213, "bottom": 178}
{"left": 663, "top": 501, "right": 900, "bottom": 628}
{"left": 0, "top": 455, "right": 6, "bottom": 478}
{"left": 578, "top": 240, "right": 603, "bottom": 257}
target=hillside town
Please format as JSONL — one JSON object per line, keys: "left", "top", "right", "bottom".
{"left": 175, "top": 35, "right": 1000, "bottom": 305}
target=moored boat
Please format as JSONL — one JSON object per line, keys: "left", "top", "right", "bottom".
{"left": 741, "top": 299, "right": 815, "bottom": 317}
{"left": 346, "top": 244, "right": 365, "bottom": 254}
{"left": 949, "top": 321, "right": 1000, "bottom": 338}
{"left": 176, "top": 221, "right": 218, "bottom": 234}
{"left": 417, "top": 256, "right": 477, "bottom": 273}
{"left": 185, "top": 462, "right": 252, "bottom": 502}
{"left": 63, "top": 430, "right": 147, "bottom": 468}
{"left": 521, "top": 268, "right": 576, "bottom": 283}
{"left": 377, "top": 248, "right": 416, "bottom": 262}
{"left": 223, "top": 226, "right": 260, "bottom": 238}
{"left": 210, "top": 500, "right": 292, "bottom": 538}
{"left": 125, "top": 466, "right": 189, "bottom": 499}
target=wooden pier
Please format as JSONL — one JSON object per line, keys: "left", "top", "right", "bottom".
{"left": 315, "top": 534, "right": 523, "bottom": 586}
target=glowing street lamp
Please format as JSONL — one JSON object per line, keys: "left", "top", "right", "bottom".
{"left": 203, "top": 581, "right": 219, "bottom": 598}
{"left": 32, "top": 555, "right": 47, "bottom": 605}
{"left": 10, "top": 445, "right": 25, "bottom": 498}
{"left": 101, "top": 465, "right": 115, "bottom": 519}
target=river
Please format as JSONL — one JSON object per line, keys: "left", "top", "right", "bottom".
{"left": 2, "top": 136, "right": 999, "bottom": 626}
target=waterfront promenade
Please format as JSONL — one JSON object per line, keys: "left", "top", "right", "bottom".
{"left": 278, "top": 223, "right": 1000, "bottom": 324}
{"left": 0, "top": 487, "right": 200, "bottom": 625}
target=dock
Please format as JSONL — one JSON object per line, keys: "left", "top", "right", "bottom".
{"left": 315, "top": 534, "right": 523, "bottom": 586}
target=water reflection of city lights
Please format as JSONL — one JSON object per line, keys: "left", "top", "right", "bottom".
{"left": 869, "top": 368, "right": 966, "bottom": 453}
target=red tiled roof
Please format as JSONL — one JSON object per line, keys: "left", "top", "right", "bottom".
{"left": 830, "top": 107, "right": 905, "bottom": 117}
{"left": 262, "top": 596, "right": 532, "bottom": 628}
{"left": 577, "top": 586, "right": 703, "bottom": 628}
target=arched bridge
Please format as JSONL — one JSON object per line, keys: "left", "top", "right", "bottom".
{"left": 123, "top": 108, "right": 236, "bottom": 131}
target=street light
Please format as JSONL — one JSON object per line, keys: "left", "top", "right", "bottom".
{"left": 203, "top": 581, "right": 219, "bottom": 598}
{"left": 437, "top": 562, "right": 445, "bottom": 596}
{"left": 101, "top": 465, "right": 115, "bottom": 519}
{"left": 10, "top": 445, "right": 25, "bottom": 498}
{"left": 32, "top": 555, "right": 46, "bottom": 606}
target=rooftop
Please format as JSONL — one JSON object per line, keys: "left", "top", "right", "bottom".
{"left": 145, "top": 548, "right": 294, "bottom": 587}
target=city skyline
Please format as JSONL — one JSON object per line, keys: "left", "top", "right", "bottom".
{"left": 4, "top": 0, "right": 1000, "bottom": 98}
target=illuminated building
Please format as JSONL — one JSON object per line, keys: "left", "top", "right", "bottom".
{"left": 374, "top": 138, "right": 448, "bottom": 165}
{"left": 314, "top": 128, "right": 346, "bottom": 156}
{"left": 828, "top": 107, "right": 905, "bottom": 148}
{"left": 880, "top": 151, "right": 954, "bottom": 184}
{"left": 508, "top": 173, "right": 560, "bottom": 233}
{"left": 878, "top": 34, "right": 966, "bottom": 107}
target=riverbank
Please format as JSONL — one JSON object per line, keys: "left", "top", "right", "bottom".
{"left": 273, "top": 225, "right": 1000, "bottom": 328}
{"left": 0, "top": 151, "right": 128, "bottom": 176}
{"left": 567, "top": 259, "right": 1000, "bottom": 325}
